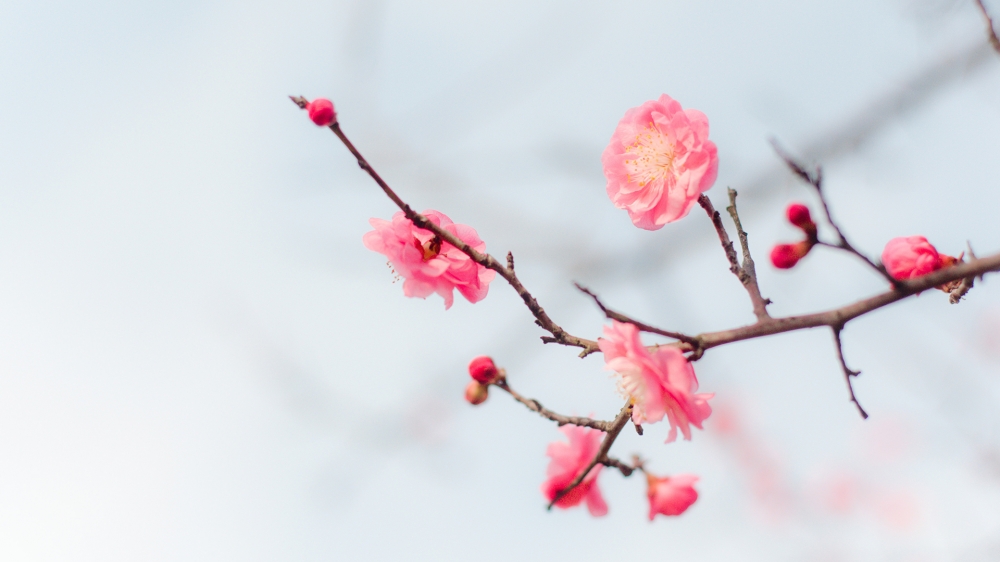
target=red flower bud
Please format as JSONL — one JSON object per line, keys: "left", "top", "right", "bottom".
{"left": 786, "top": 204, "right": 812, "bottom": 228}
{"left": 307, "top": 98, "right": 336, "bottom": 127}
{"left": 770, "top": 241, "right": 812, "bottom": 269}
{"left": 468, "top": 355, "right": 499, "bottom": 384}
{"left": 464, "top": 380, "right": 489, "bottom": 405}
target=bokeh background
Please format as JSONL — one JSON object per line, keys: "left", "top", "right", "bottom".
{"left": 2, "top": 0, "right": 1000, "bottom": 560}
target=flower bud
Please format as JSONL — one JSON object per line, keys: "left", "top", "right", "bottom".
{"left": 464, "top": 380, "right": 489, "bottom": 405}
{"left": 468, "top": 355, "right": 499, "bottom": 384}
{"left": 770, "top": 241, "right": 812, "bottom": 269}
{"left": 786, "top": 203, "right": 817, "bottom": 240}
{"left": 307, "top": 98, "right": 336, "bottom": 127}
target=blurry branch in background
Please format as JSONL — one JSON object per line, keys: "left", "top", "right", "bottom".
{"left": 975, "top": 0, "right": 1000, "bottom": 53}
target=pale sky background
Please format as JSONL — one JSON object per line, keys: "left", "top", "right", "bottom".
{"left": 1, "top": 0, "right": 1000, "bottom": 560}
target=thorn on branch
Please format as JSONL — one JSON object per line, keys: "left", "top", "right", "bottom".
{"left": 832, "top": 326, "right": 868, "bottom": 419}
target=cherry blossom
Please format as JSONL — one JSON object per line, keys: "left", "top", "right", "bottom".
{"left": 307, "top": 98, "right": 336, "bottom": 127}
{"left": 881, "top": 236, "right": 951, "bottom": 280}
{"left": 601, "top": 94, "right": 719, "bottom": 230}
{"left": 541, "top": 425, "right": 608, "bottom": 516}
{"left": 646, "top": 473, "right": 699, "bottom": 519}
{"left": 598, "top": 321, "right": 713, "bottom": 442}
{"left": 363, "top": 210, "right": 496, "bottom": 309}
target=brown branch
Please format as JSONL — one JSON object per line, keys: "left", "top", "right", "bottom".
{"left": 699, "top": 194, "right": 771, "bottom": 321}
{"left": 976, "top": 0, "right": 1000, "bottom": 53}
{"left": 601, "top": 455, "right": 637, "bottom": 477}
{"left": 494, "top": 379, "right": 611, "bottom": 431}
{"left": 547, "top": 401, "right": 633, "bottom": 510}
{"left": 832, "top": 325, "right": 868, "bottom": 419}
{"left": 573, "top": 283, "right": 701, "bottom": 347}
{"left": 770, "top": 140, "right": 896, "bottom": 285}
{"left": 726, "top": 188, "right": 772, "bottom": 320}
{"left": 950, "top": 243, "right": 979, "bottom": 304}
{"left": 291, "top": 96, "right": 599, "bottom": 357}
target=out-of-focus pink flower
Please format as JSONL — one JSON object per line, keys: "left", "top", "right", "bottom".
{"left": 541, "top": 425, "right": 608, "bottom": 516}
{"left": 465, "top": 381, "right": 488, "bottom": 405}
{"left": 770, "top": 241, "right": 812, "bottom": 269}
{"left": 468, "top": 356, "right": 499, "bottom": 384}
{"left": 307, "top": 98, "right": 336, "bottom": 127}
{"left": 881, "top": 236, "right": 945, "bottom": 280}
{"left": 363, "top": 210, "right": 496, "bottom": 309}
{"left": 601, "top": 94, "right": 719, "bottom": 230}
{"left": 646, "top": 473, "right": 699, "bottom": 519}
{"left": 598, "top": 321, "right": 713, "bottom": 442}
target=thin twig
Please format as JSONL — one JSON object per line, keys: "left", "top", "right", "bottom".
{"left": 601, "top": 456, "right": 637, "bottom": 477}
{"left": 950, "top": 243, "right": 978, "bottom": 304}
{"left": 698, "top": 194, "right": 771, "bottom": 321}
{"left": 726, "top": 188, "right": 772, "bottom": 320}
{"left": 547, "top": 401, "right": 632, "bottom": 509}
{"left": 291, "top": 96, "right": 599, "bottom": 357}
{"left": 573, "top": 283, "right": 701, "bottom": 347}
{"left": 832, "top": 325, "right": 868, "bottom": 419}
{"left": 769, "top": 140, "right": 897, "bottom": 285}
{"left": 494, "top": 380, "right": 610, "bottom": 431}
{"left": 976, "top": 0, "right": 1000, "bottom": 53}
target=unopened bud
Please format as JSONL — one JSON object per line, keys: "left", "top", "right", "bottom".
{"left": 786, "top": 203, "right": 817, "bottom": 239}
{"left": 465, "top": 380, "right": 489, "bottom": 405}
{"left": 307, "top": 98, "right": 336, "bottom": 127}
{"left": 770, "top": 241, "right": 812, "bottom": 269}
{"left": 468, "top": 355, "right": 500, "bottom": 384}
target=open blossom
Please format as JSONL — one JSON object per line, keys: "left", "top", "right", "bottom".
{"left": 541, "top": 425, "right": 608, "bottom": 516}
{"left": 598, "top": 321, "right": 712, "bottom": 442}
{"left": 363, "top": 210, "right": 496, "bottom": 309}
{"left": 646, "top": 473, "right": 699, "bottom": 519}
{"left": 602, "top": 94, "right": 719, "bottom": 230}
{"left": 881, "top": 236, "right": 949, "bottom": 280}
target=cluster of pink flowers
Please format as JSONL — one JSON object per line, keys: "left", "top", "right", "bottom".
{"left": 599, "top": 320, "right": 713, "bottom": 442}
{"left": 362, "top": 210, "right": 496, "bottom": 309}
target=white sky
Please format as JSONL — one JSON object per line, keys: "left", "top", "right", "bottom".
{"left": 1, "top": 0, "right": 999, "bottom": 560}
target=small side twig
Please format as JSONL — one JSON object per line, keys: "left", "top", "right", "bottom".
{"left": 494, "top": 379, "right": 611, "bottom": 431}
{"left": 601, "top": 455, "right": 638, "bottom": 477}
{"left": 726, "top": 188, "right": 772, "bottom": 320}
{"left": 698, "top": 194, "right": 771, "bottom": 321}
{"left": 573, "top": 283, "right": 701, "bottom": 348}
{"left": 770, "top": 139, "right": 896, "bottom": 286}
{"left": 950, "top": 242, "right": 978, "bottom": 304}
{"left": 975, "top": 0, "right": 1000, "bottom": 54}
{"left": 832, "top": 326, "right": 868, "bottom": 419}
{"left": 547, "top": 401, "right": 633, "bottom": 509}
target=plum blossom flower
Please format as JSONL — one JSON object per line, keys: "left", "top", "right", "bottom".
{"left": 646, "top": 473, "right": 699, "bottom": 519}
{"left": 363, "top": 210, "right": 496, "bottom": 309}
{"left": 598, "top": 321, "right": 713, "bottom": 442}
{"left": 307, "top": 98, "right": 336, "bottom": 126}
{"left": 602, "top": 94, "right": 719, "bottom": 230}
{"left": 541, "top": 425, "right": 608, "bottom": 516}
{"left": 881, "top": 236, "right": 950, "bottom": 280}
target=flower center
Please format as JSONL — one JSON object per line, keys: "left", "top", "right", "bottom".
{"left": 623, "top": 122, "right": 675, "bottom": 187}
{"left": 414, "top": 236, "right": 442, "bottom": 261}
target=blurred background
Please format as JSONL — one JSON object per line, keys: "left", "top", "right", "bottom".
{"left": 1, "top": 0, "right": 999, "bottom": 560}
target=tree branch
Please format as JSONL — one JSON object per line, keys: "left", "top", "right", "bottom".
{"left": 291, "top": 96, "right": 599, "bottom": 357}
{"left": 832, "top": 325, "right": 868, "bottom": 419}
{"left": 547, "top": 401, "right": 633, "bottom": 509}
{"left": 976, "top": 0, "right": 1000, "bottom": 54}
{"left": 494, "top": 379, "right": 611, "bottom": 431}
{"left": 770, "top": 140, "right": 897, "bottom": 285}
{"left": 699, "top": 194, "right": 771, "bottom": 321}
{"left": 573, "top": 283, "right": 701, "bottom": 347}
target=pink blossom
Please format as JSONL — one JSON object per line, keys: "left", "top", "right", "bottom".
{"left": 307, "top": 98, "right": 336, "bottom": 126}
{"left": 601, "top": 94, "right": 719, "bottom": 230}
{"left": 541, "top": 425, "right": 608, "bottom": 516}
{"left": 363, "top": 210, "right": 496, "bottom": 309}
{"left": 598, "top": 321, "right": 712, "bottom": 442}
{"left": 881, "top": 236, "right": 944, "bottom": 280}
{"left": 468, "top": 356, "right": 499, "bottom": 384}
{"left": 646, "top": 473, "right": 699, "bottom": 519}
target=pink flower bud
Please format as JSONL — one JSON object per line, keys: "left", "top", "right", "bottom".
{"left": 468, "top": 355, "right": 499, "bottom": 384}
{"left": 646, "top": 473, "right": 699, "bottom": 519}
{"left": 307, "top": 98, "right": 336, "bottom": 127}
{"left": 770, "top": 241, "right": 812, "bottom": 269}
{"left": 464, "top": 381, "right": 489, "bottom": 405}
{"left": 881, "top": 235, "right": 954, "bottom": 281}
